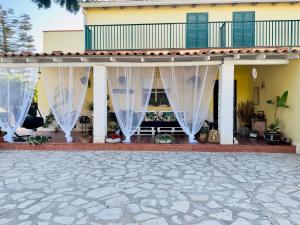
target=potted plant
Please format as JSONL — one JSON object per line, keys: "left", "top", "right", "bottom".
{"left": 27, "top": 136, "right": 50, "bottom": 145}
{"left": 110, "top": 121, "right": 120, "bottom": 135}
{"left": 265, "top": 91, "right": 289, "bottom": 144}
{"left": 106, "top": 134, "right": 122, "bottom": 143}
{"left": 79, "top": 133, "right": 93, "bottom": 144}
{"left": 236, "top": 101, "right": 254, "bottom": 137}
{"left": 199, "top": 126, "right": 209, "bottom": 143}
{"left": 155, "top": 133, "right": 174, "bottom": 144}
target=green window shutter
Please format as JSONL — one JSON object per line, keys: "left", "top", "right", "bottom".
{"left": 233, "top": 11, "right": 255, "bottom": 47}
{"left": 186, "top": 13, "right": 208, "bottom": 48}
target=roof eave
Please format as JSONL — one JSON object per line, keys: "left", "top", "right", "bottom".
{"left": 80, "top": 0, "right": 300, "bottom": 8}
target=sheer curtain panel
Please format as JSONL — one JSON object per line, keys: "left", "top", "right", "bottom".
{"left": 0, "top": 67, "right": 38, "bottom": 143}
{"left": 107, "top": 67, "right": 155, "bottom": 143}
{"left": 42, "top": 67, "right": 91, "bottom": 142}
{"left": 159, "top": 65, "right": 218, "bottom": 143}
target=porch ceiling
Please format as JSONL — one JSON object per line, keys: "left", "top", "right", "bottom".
{"left": 0, "top": 47, "right": 299, "bottom": 67}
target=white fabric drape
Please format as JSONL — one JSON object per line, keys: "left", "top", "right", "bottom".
{"left": 0, "top": 67, "right": 38, "bottom": 143}
{"left": 160, "top": 65, "right": 218, "bottom": 143}
{"left": 42, "top": 67, "right": 90, "bottom": 142}
{"left": 107, "top": 67, "right": 155, "bottom": 143}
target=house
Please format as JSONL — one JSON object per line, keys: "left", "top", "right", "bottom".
{"left": 0, "top": 0, "right": 300, "bottom": 151}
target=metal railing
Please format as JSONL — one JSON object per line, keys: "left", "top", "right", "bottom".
{"left": 85, "top": 20, "right": 300, "bottom": 51}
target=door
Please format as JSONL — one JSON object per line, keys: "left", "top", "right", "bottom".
{"left": 233, "top": 11, "right": 255, "bottom": 47}
{"left": 186, "top": 13, "right": 208, "bottom": 48}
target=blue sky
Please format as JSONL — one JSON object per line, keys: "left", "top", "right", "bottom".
{"left": 0, "top": 0, "right": 83, "bottom": 52}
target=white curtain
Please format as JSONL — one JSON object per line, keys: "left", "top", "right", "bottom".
{"left": 160, "top": 65, "right": 218, "bottom": 143}
{"left": 107, "top": 67, "right": 155, "bottom": 143}
{"left": 42, "top": 67, "right": 90, "bottom": 142}
{"left": 0, "top": 67, "right": 38, "bottom": 143}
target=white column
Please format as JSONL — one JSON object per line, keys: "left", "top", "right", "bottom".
{"left": 93, "top": 66, "right": 107, "bottom": 143}
{"left": 218, "top": 63, "right": 234, "bottom": 144}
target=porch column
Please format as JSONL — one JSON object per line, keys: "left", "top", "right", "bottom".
{"left": 93, "top": 66, "right": 107, "bottom": 143}
{"left": 218, "top": 63, "right": 234, "bottom": 144}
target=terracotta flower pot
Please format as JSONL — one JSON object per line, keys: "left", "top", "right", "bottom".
{"left": 79, "top": 136, "right": 92, "bottom": 144}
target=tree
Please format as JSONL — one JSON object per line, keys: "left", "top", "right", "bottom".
{"left": 0, "top": 5, "right": 35, "bottom": 53}
{"left": 31, "top": 0, "right": 80, "bottom": 13}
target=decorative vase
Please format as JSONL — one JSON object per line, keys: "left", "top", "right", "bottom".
{"left": 79, "top": 136, "right": 92, "bottom": 144}
{"left": 208, "top": 129, "right": 220, "bottom": 144}
{"left": 199, "top": 133, "right": 208, "bottom": 143}
{"left": 0, "top": 137, "right": 3, "bottom": 142}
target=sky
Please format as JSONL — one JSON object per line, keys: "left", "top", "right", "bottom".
{"left": 0, "top": 0, "right": 83, "bottom": 52}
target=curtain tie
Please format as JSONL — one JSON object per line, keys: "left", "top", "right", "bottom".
{"left": 189, "top": 135, "right": 198, "bottom": 144}
{"left": 4, "top": 130, "right": 14, "bottom": 143}
{"left": 65, "top": 132, "right": 73, "bottom": 143}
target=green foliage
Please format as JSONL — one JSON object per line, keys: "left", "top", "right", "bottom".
{"left": 27, "top": 135, "right": 49, "bottom": 145}
{"left": 236, "top": 101, "right": 254, "bottom": 126}
{"left": 155, "top": 134, "right": 174, "bottom": 144}
{"left": 267, "top": 119, "right": 280, "bottom": 133}
{"left": 43, "top": 112, "right": 55, "bottom": 128}
{"left": 266, "top": 91, "right": 289, "bottom": 132}
{"left": 31, "top": 0, "right": 80, "bottom": 13}
{"left": 200, "top": 126, "right": 210, "bottom": 134}
{"left": 267, "top": 91, "right": 289, "bottom": 109}
{"left": 0, "top": 5, "right": 35, "bottom": 52}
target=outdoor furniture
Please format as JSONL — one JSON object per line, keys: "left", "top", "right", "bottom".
{"left": 157, "top": 127, "right": 184, "bottom": 134}
{"left": 135, "top": 127, "right": 156, "bottom": 135}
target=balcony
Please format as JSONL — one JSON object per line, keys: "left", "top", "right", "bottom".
{"left": 85, "top": 20, "right": 300, "bottom": 51}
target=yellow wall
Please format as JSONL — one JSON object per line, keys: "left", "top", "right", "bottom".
{"left": 43, "top": 30, "right": 84, "bottom": 53}
{"left": 85, "top": 3, "right": 300, "bottom": 25}
{"left": 253, "top": 59, "right": 300, "bottom": 150}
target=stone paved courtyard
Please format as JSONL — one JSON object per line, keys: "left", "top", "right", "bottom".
{"left": 0, "top": 151, "right": 300, "bottom": 225}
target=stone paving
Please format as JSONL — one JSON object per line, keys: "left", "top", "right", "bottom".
{"left": 0, "top": 151, "right": 300, "bottom": 225}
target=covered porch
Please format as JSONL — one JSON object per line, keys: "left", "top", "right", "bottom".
{"left": 0, "top": 48, "right": 298, "bottom": 152}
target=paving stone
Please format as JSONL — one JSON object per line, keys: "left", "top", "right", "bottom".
{"left": 170, "top": 200, "right": 190, "bottom": 213}
{"left": 142, "top": 218, "right": 169, "bottom": 225}
{"left": 53, "top": 216, "right": 74, "bottom": 225}
{"left": 210, "top": 209, "right": 233, "bottom": 221}
{"left": 38, "top": 213, "right": 52, "bottom": 221}
{"left": 95, "top": 208, "right": 123, "bottom": 220}
{"left": 231, "top": 218, "right": 252, "bottom": 225}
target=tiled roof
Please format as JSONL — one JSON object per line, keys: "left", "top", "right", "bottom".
{"left": 0, "top": 48, "right": 298, "bottom": 58}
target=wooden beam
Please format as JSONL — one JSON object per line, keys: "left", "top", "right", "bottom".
{"left": 26, "top": 58, "right": 38, "bottom": 63}
{"left": 225, "top": 59, "right": 289, "bottom": 65}
{"left": 53, "top": 57, "right": 64, "bottom": 63}
{"left": 256, "top": 53, "right": 266, "bottom": 60}
{"left": 0, "top": 58, "right": 14, "bottom": 63}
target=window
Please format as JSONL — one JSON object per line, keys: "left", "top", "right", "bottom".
{"left": 144, "top": 89, "right": 170, "bottom": 107}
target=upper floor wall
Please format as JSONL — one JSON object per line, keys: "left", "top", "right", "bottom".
{"left": 43, "top": 30, "right": 84, "bottom": 52}
{"left": 79, "top": 1, "right": 300, "bottom": 51}
{"left": 83, "top": 2, "right": 300, "bottom": 25}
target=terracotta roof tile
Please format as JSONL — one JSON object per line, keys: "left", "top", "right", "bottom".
{"left": 0, "top": 47, "right": 299, "bottom": 58}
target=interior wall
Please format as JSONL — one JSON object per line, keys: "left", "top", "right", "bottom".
{"left": 252, "top": 59, "right": 300, "bottom": 151}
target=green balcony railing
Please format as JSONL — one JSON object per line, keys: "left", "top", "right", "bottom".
{"left": 85, "top": 20, "right": 300, "bottom": 51}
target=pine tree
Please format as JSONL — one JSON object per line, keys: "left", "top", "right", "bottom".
{"left": 31, "top": 0, "right": 80, "bottom": 13}
{"left": 0, "top": 5, "right": 35, "bottom": 53}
